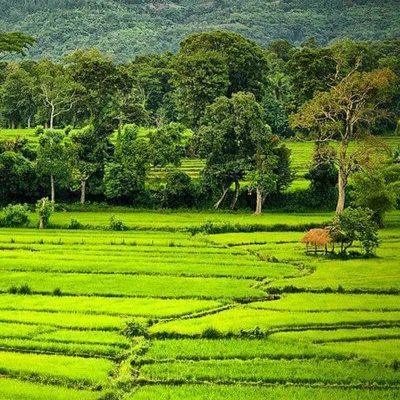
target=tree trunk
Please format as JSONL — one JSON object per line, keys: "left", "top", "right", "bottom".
{"left": 39, "top": 218, "right": 44, "bottom": 229}
{"left": 80, "top": 179, "right": 86, "bottom": 204}
{"left": 50, "top": 174, "right": 55, "bottom": 202}
{"left": 336, "top": 141, "right": 349, "bottom": 214}
{"left": 336, "top": 166, "right": 346, "bottom": 213}
{"left": 254, "top": 187, "right": 263, "bottom": 215}
{"left": 27, "top": 115, "right": 32, "bottom": 129}
{"left": 214, "top": 187, "right": 229, "bottom": 209}
{"left": 230, "top": 181, "right": 240, "bottom": 210}
{"left": 50, "top": 104, "right": 55, "bottom": 130}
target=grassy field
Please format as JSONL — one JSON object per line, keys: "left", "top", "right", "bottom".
{"left": 0, "top": 206, "right": 399, "bottom": 397}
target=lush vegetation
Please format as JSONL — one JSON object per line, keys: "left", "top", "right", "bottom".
{"left": 1, "top": 7, "right": 400, "bottom": 398}
{"left": 0, "top": 210, "right": 398, "bottom": 398}
{"left": 1, "top": 1, "right": 400, "bottom": 61}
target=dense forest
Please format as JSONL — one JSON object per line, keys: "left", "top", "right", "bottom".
{"left": 1, "top": 0, "right": 400, "bottom": 61}
{"left": 1, "top": 30, "right": 399, "bottom": 216}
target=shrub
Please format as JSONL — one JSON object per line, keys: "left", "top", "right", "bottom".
{"left": 52, "top": 287, "right": 62, "bottom": 296}
{"left": 201, "top": 328, "right": 222, "bottom": 338}
{"left": 0, "top": 204, "right": 30, "bottom": 227}
{"left": 122, "top": 320, "right": 147, "bottom": 337}
{"left": 36, "top": 198, "right": 54, "bottom": 229}
{"left": 9, "top": 284, "right": 32, "bottom": 295}
{"left": 109, "top": 215, "right": 127, "bottom": 231}
{"left": 64, "top": 125, "right": 73, "bottom": 135}
{"left": 68, "top": 218, "right": 83, "bottom": 229}
{"left": 34, "top": 125, "right": 44, "bottom": 136}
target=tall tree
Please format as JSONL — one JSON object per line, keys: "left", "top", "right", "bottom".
{"left": 35, "top": 60, "right": 78, "bottom": 129}
{"left": 36, "top": 130, "right": 70, "bottom": 202}
{"left": 0, "top": 63, "right": 36, "bottom": 128}
{"left": 291, "top": 67, "right": 396, "bottom": 213}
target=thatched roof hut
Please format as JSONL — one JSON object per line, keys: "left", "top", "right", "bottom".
{"left": 301, "top": 228, "right": 333, "bottom": 254}
{"left": 301, "top": 228, "right": 332, "bottom": 247}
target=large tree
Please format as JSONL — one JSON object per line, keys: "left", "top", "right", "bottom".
{"left": 36, "top": 130, "right": 70, "bottom": 202}
{"left": 196, "top": 92, "right": 290, "bottom": 213}
{"left": 35, "top": 60, "right": 79, "bottom": 129}
{"left": 291, "top": 66, "right": 396, "bottom": 213}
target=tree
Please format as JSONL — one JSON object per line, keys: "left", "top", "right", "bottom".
{"left": 291, "top": 67, "right": 396, "bottom": 213}
{"left": 332, "top": 207, "right": 379, "bottom": 256}
{"left": 104, "top": 125, "right": 150, "bottom": 203}
{"left": 36, "top": 197, "right": 54, "bottom": 229}
{"left": 148, "top": 122, "right": 184, "bottom": 168}
{"left": 352, "top": 166, "right": 400, "bottom": 227}
{"left": 64, "top": 49, "right": 120, "bottom": 125}
{"left": 196, "top": 92, "right": 290, "bottom": 213}
{"left": 0, "top": 32, "right": 35, "bottom": 59}
{"left": 196, "top": 93, "right": 255, "bottom": 210}
{"left": 36, "top": 130, "right": 70, "bottom": 202}
{"left": 0, "top": 63, "right": 36, "bottom": 128}
{"left": 68, "top": 126, "right": 100, "bottom": 204}
{"left": 0, "top": 151, "right": 38, "bottom": 204}
{"left": 35, "top": 60, "right": 79, "bottom": 129}
{"left": 172, "top": 51, "right": 229, "bottom": 128}
{"left": 180, "top": 32, "right": 268, "bottom": 99}
{"left": 305, "top": 143, "right": 338, "bottom": 208}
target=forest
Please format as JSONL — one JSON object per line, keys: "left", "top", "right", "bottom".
{"left": 0, "top": 0, "right": 399, "bottom": 61}
{"left": 1, "top": 30, "right": 400, "bottom": 218}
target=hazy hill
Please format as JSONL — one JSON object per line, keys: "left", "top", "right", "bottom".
{"left": 1, "top": 0, "right": 399, "bottom": 61}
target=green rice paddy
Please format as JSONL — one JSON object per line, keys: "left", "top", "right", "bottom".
{"left": 0, "top": 135, "right": 399, "bottom": 398}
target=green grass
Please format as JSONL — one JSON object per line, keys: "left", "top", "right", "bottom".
{"left": 150, "top": 307, "right": 400, "bottom": 335}
{"left": 0, "top": 309, "right": 126, "bottom": 330}
{"left": 321, "top": 339, "right": 400, "bottom": 363}
{"left": 0, "top": 337, "right": 124, "bottom": 358}
{"left": 270, "top": 327, "right": 400, "bottom": 343}
{"left": 0, "top": 295, "right": 222, "bottom": 317}
{"left": 0, "top": 350, "right": 113, "bottom": 386}
{"left": 0, "top": 207, "right": 398, "bottom": 397}
{"left": 143, "top": 338, "right": 339, "bottom": 361}
{"left": 139, "top": 358, "right": 400, "bottom": 385}
{"left": 132, "top": 385, "right": 400, "bottom": 400}
{"left": 248, "top": 293, "right": 400, "bottom": 311}
{"left": 0, "top": 377, "right": 102, "bottom": 400}
{"left": 0, "top": 271, "right": 264, "bottom": 299}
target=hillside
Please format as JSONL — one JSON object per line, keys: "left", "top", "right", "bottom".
{"left": 1, "top": 0, "right": 399, "bottom": 61}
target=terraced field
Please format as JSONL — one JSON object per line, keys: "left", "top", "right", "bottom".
{"left": 0, "top": 210, "right": 399, "bottom": 398}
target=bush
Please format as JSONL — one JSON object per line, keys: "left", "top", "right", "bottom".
{"left": 64, "top": 125, "right": 73, "bottom": 135}
{"left": 9, "top": 284, "right": 32, "bottom": 295}
{"left": 68, "top": 218, "right": 83, "bottom": 229}
{"left": 36, "top": 197, "right": 54, "bottom": 229}
{"left": 122, "top": 320, "right": 147, "bottom": 337}
{"left": 109, "top": 215, "right": 127, "bottom": 231}
{"left": 52, "top": 287, "right": 62, "bottom": 296}
{"left": 34, "top": 125, "right": 44, "bottom": 136}
{"left": 0, "top": 204, "right": 30, "bottom": 227}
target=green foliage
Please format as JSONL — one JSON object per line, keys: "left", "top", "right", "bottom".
{"left": 2, "top": 2, "right": 400, "bottom": 62}
{"left": 0, "top": 203, "right": 30, "bottom": 227}
{"left": 351, "top": 170, "right": 397, "bottom": 226}
{"left": 109, "top": 215, "right": 127, "bottom": 231}
{"left": 122, "top": 320, "right": 148, "bottom": 337}
{"left": 36, "top": 197, "right": 54, "bottom": 228}
{"left": 335, "top": 207, "right": 379, "bottom": 256}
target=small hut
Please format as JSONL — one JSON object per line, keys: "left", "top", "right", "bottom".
{"left": 301, "top": 228, "right": 332, "bottom": 255}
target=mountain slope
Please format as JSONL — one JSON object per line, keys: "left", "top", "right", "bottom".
{"left": 1, "top": 0, "right": 399, "bottom": 61}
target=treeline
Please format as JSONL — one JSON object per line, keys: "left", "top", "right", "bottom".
{"left": 1, "top": 32, "right": 400, "bottom": 214}
{"left": 1, "top": 0, "right": 400, "bottom": 61}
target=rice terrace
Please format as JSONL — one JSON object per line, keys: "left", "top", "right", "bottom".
{"left": 1, "top": 1, "right": 400, "bottom": 398}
